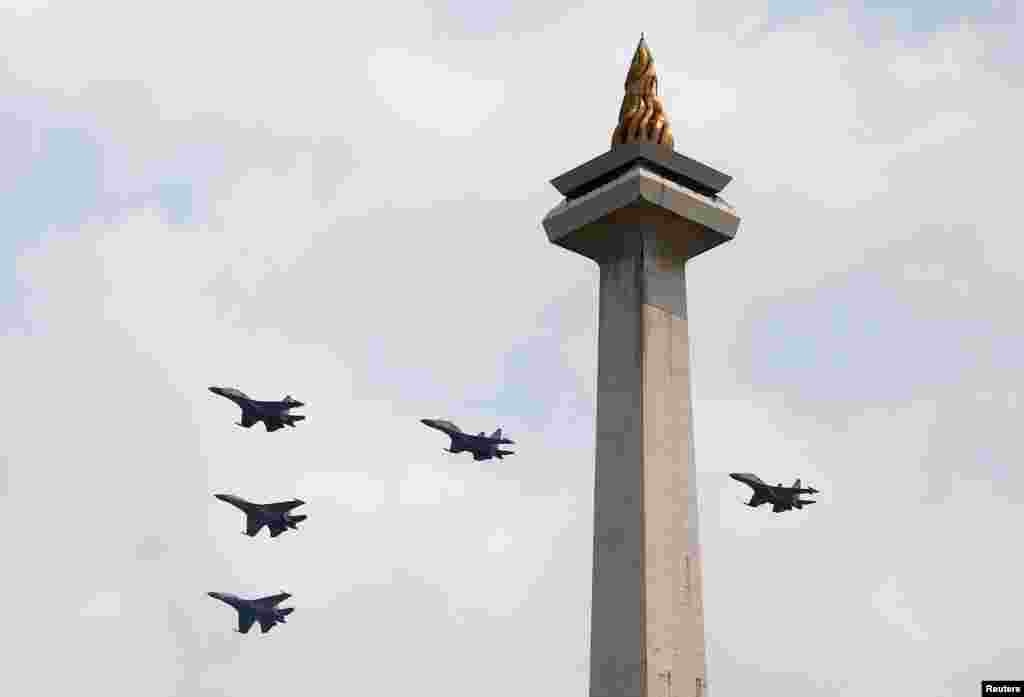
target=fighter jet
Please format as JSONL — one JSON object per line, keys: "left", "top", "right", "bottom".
{"left": 214, "top": 493, "right": 307, "bottom": 538}
{"left": 420, "top": 419, "right": 515, "bottom": 461}
{"left": 208, "top": 386, "right": 306, "bottom": 432}
{"left": 729, "top": 473, "right": 819, "bottom": 513}
{"left": 208, "top": 591, "right": 294, "bottom": 634}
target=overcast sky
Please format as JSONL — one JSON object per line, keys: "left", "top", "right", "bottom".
{"left": 1, "top": 1, "right": 1021, "bottom": 695}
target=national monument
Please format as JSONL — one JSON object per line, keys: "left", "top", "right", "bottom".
{"left": 541, "top": 35, "right": 741, "bottom": 697}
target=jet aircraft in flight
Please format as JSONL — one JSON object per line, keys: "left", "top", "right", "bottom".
{"left": 214, "top": 493, "right": 307, "bottom": 538}
{"left": 209, "top": 386, "right": 305, "bottom": 432}
{"left": 208, "top": 591, "right": 295, "bottom": 634}
{"left": 729, "top": 473, "right": 819, "bottom": 513}
{"left": 420, "top": 419, "right": 515, "bottom": 461}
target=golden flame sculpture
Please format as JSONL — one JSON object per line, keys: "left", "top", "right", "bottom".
{"left": 611, "top": 34, "right": 674, "bottom": 150}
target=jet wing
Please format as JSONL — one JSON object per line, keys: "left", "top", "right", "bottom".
{"left": 268, "top": 522, "right": 287, "bottom": 538}
{"left": 214, "top": 494, "right": 254, "bottom": 513}
{"left": 238, "top": 411, "right": 258, "bottom": 428}
{"left": 246, "top": 516, "right": 267, "bottom": 537}
{"left": 264, "top": 500, "right": 305, "bottom": 513}
{"left": 424, "top": 419, "right": 461, "bottom": 434}
{"left": 264, "top": 418, "right": 285, "bottom": 433}
{"left": 772, "top": 502, "right": 788, "bottom": 513}
{"left": 472, "top": 452, "right": 491, "bottom": 461}
{"left": 730, "top": 473, "right": 767, "bottom": 489}
{"left": 237, "top": 611, "right": 256, "bottom": 634}
{"left": 255, "top": 593, "right": 291, "bottom": 607}
{"left": 212, "top": 387, "right": 250, "bottom": 403}
{"left": 258, "top": 617, "right": 276, "bottom": 634}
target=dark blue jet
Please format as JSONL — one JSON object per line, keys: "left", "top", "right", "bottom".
{"left": 208, "top": 591, "right": 294, "bottom": 634}
{"left": 209, "top": 386, "right": 305, "bottom": 432}
{"left": 420, "top": 419, "right": 515, "bottom": 461}
{"left": 730, "top": 473, "right": 819, "bottom": 513}
{"left": 214, "top": 493, "right": 307, "bottom": 538}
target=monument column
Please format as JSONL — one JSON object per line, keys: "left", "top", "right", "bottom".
{"left": 541, "top": 36, "right": 741, "bottom": 697}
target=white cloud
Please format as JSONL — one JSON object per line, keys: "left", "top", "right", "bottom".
{"left": 80, "top": 590, "right": 123, "bottom": 618}
{"left": 398, "top": 461, "right": 467, "bottom": 505}
{"left": 2, "top": 2, "right": 1022, "bottom": 696}
{"left": 295, "top": 471, "right": 392, "bottom": 513}
{"left": 871, "top": 577, "right": 930, "bottom": 642}
{"left": 486, "top": 526, "right": 513, "bottom": 554}
{"left": 894, "top": 110, "right": 977, "bottom": 154}
{"left": 369, "top": 47, "right": 505, "bottom": 137}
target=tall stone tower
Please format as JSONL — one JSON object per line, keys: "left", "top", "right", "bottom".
{"left": 541, "top": 36, "right": 741, "bottom": 697}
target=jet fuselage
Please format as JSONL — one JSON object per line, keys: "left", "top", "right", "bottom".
{"left": 729, "top": 473, "right": 819, "bottom": 512}
{"left": 209, "top": 387, "right": 306, "bottom": 432}
{"left": 208, "top": 592, "right": 294, "bottom": 634}
{"left": 213, "top": 493, "right": 307, "bottom": 537}
{"left": 420, "top": 419, "right": 515, "bottom": 461}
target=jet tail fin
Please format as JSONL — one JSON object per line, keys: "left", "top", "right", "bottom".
{"left": 793, "top": 478, "right": 801, "bottom": 489}
{"left": 490, "top": 428, "right": 502, "bottom": 439}
{"left": 496, "top": 449, "right": 514, "bottom": 458}
{"left": 278, "top": 607, "right": 294, "bottom": 617}
{"left": 288, "top": 514, "right": 307, "bottom": 529}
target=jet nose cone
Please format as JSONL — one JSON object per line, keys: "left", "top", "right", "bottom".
{"left": 728, "top": 473, "right": 742, "bottom": 481}
{"left": 207, "top": 592, "right": 221, "bottom": 599}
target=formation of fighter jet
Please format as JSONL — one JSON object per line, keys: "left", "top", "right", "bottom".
{"left": 214, "top": 493, "right": 307, "bottom": 538}
{"left": 729, "top": 473, "right": 819, "bottom": 513}
{"left": 205, "top": 392, "right": 531, "bottom": 633}
{"left": 209, "top": 386, "right": 306, "bottom": 432}
{"left": 208, "top": 592, "right": 295, "bottom": 634}
{"left": 420, "top": 419, "right": 515, "bottom": 461}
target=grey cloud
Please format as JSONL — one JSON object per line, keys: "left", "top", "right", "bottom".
{"left": 2, "top": 4, "right": 1022, "bottom": 697}
{"left": 733, "top": 223, "right": 1010, "bottom": 406}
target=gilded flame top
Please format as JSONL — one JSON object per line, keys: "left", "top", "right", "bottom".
{"left": 611, "top": 34, "right": 674, "bottom": 150}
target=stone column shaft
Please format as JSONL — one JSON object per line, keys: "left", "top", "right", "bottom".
{"left": 589, "top": 225, "right": 705, "bottom": 697}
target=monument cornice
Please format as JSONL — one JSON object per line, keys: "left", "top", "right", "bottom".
{"left": 543, "top": 165, "right": 740, "bottom": 263}
{"left": 550, "top": 142, "right": 732, "bottom": 201}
